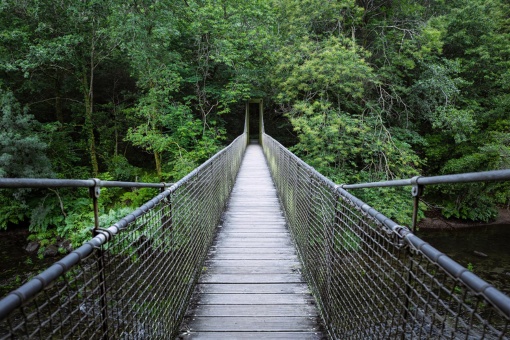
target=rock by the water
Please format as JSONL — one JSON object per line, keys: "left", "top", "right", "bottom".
{"left": 43, "top": 245, "right": 59, "bottom": 258}
{"left": 473, "top": 250, "right": 488, "bottom": 258}
{"left": 58, "top": 240, "right": 73, "bottom": 253}
{"left": 491, "top": 268, "right": 505, "bottom": 274}
{"left": 25, "top": 241, "right": 40, "bottom": 254}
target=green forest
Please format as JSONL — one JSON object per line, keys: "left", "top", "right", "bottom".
{"left": 1, "top": 0, "right": 509, "bottom": 251}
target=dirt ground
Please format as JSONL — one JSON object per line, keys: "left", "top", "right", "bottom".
{"left": 418, "top": 207, "right": 510, "bottom": 230}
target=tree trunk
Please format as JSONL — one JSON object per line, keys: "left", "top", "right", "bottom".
{"left": 154, "top": 151, "right": 162, "bottom": 178}
{"left": 83, "top": 71, "right": 99, "bottom": 176}
{"left": 55, "top": 75, "right": 64, "bottom": 124}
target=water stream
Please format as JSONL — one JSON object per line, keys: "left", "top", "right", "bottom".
{"left": 419, "top": 224, "right": 510, "bottom": 295}
{"left": 0, "top": 230, "right": 56, "bottom": 297}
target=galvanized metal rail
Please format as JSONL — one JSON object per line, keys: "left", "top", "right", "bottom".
{"left": 0, "top": 178, "right": 170, "bottom": 189}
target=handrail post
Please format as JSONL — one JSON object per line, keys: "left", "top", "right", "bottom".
{"left": 245, "top": 101, "right": 250, "bottom": 145}
{"left": 90, "top": 179, "right": 109, "bottom": 340}
{"left": 410, "top": 176, "right": 423, "bottom": 233}
{"left": 399, "top": 177, "right": 423, "bottom": 337}
{"left": 259, "top": 99, "right": 264, "bottom": 142}
{"left": 161, "top": 183, "right": 172, "bottom": 230}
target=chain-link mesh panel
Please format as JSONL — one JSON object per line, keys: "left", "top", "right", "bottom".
{"left": 0, "top": 134, "right": 246, "bottom": 339}
{"left": 262, "top": 133, "right": 510, "bottom": 339}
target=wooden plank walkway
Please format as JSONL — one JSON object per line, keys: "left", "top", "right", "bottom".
{"left": 179, "top": 144, "right": 324, "bottom": 339}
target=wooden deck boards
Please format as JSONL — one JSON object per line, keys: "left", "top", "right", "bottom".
{"left": 179, "top": 144, "right": 324, "bottom": 339}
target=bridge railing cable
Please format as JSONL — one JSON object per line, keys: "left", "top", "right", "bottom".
{"left": 262, "top": 132, "right": 510, "bottom": 339}
{"left": 0, "top": 132, "right": 247, "bottom": 339}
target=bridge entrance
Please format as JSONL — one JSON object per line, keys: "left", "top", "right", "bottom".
{"left": 247, "top": 99, "right": 262, "bottom": 142}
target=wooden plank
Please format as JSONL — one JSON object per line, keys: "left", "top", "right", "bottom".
{"left": 223, "top": 219, "right": 287, "bottom": 224}
{"left": 224, "top": 214, "right": 285, "bottom": 219}
{"left": 217, "top": 228, "right": 289, "bottom": 234}
{"left": 210, "top": 247, "right": 295, "bottom": 254}
{"left": 200, "top": 273, "right": 304, "bottom": 284}
{"left": 198, "top": 293, "right": 314, "bottom": 305}
{"left": 196, "top": 283, "right": 310, "bottom": 294}
{"left": 187, "top": 316, "right": 319, "bottom": 332}
{"left": 205, "top": 260, "right": 300, "bottom": 267}
{"left": 219, "top": 225, "right": 288, "bottom": 230}
{"left": 205, "top": 266, "right": 299, "bottom": 274}
{"left": 215, "top": 239, "right": 292, "bottom": 248}
{"left": 226, "top": 206, "right": 282, "bottom": 209}
{"left": 189, "top": 304, "right": 318, "bottom": 317}
{"left": 179, "top": 332, "right": 323, "bottom": 339}
{"left": 224, "top": 212, "right": 285, "bottom": 217}
{"left": 226, "top": 202, "right": 281, "bottom": 206}
{"left": 211, "top": 253, "right": 298, "bottom": 260}
{"left": 216, "top": 232, "right": 290, "bottom": 239}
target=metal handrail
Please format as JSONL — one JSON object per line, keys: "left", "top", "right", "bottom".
{"left": 340, "top": 169, "right": 510, "bottom": 189}
{"left": 0, "top": 178, "right": 170, "bottom": 189}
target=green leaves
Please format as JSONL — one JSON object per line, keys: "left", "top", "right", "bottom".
{"left": 0, "top": 88, "right": 53, "bottom": 178}
{"left": 273, "top": 36, "right": 372, "bottom": 105}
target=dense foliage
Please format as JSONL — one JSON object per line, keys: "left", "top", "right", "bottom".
{"left": 0, "top": 0, "right": 509, "bottom": 252}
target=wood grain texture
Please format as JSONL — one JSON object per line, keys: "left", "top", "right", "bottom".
{"left": 179, "top": 145, "right": 324, "bottom": 339}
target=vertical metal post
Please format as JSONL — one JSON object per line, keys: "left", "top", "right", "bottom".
{"left": 90, "top": 179, "right": 109, "bottom": 340}
{"left": 401, "top": 177, "right": 422, "bottom": 338}
{"left": 90, "top": 179, "right": 100, "bottom": 234}
{"left": 259, "top": 100, "right": 264, "bottom": 142}
{"left": 161, "top": 184, "right": 172, "bottom": 230}
{"left": 410, "top": 176, "right": 423, "bottom": 233}
{"left": 245, "top": 101, "right": 250, "bottom": 144}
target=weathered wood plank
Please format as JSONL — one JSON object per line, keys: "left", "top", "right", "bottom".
{"left": 210, "top": 253, "right": 299, "bottom": 260}
{"left": 204, "top": 259, "right": 300, "bottom": 267}
{"left": 189, "top": 304, "right": 318, "bottom": 317}
{"left": 187, "top": 316, "right": 319, "bottom": 332}
{"left": 215, "top": 239, "right": 292, "bottom": 248}
{"left": 216, "top": 232, "right": 290, "bottom": 239}
{"left": 196, "top": 283, "right": 310, "bottom": 294}
{"left": 179, "top": 332, "right": 324, "bottom": 340}
{"left": 210, "top": 246, "right": 295, "bottom": 253}
{"left": 219, "top": 225, "right": 288, "bottom": 230}
{"left": 200, "top": 273, "right": 304, "bottom": 284}
{"left": 217, "top": 229, "right": 289, "bottom": 234}
{"left": 205, "top": 266, "right": 299, "bottom": 274}
{"left": 198, "top": 293, "right": 314, "bottom": 305}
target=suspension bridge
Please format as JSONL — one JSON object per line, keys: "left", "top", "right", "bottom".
{"left": 1, "top": 104, "right": 510, "bottom": 339}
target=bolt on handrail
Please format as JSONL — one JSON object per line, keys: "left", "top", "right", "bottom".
{"left": 262, "top": 131, "right": 510, "bottom": 339}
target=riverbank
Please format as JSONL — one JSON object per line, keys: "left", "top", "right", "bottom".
{"left": 0, "top": 229, "right": 56, "bottom": 297}
{"left": 418, "top": 207, "right": 510, "bottom": 230}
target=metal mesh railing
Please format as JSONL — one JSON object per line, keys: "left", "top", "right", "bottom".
{"left": 262, "top": 133, "right": 510, "bottom": 339}
{"left": 0, "top": 133, "right": 247, "bottom": 339}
